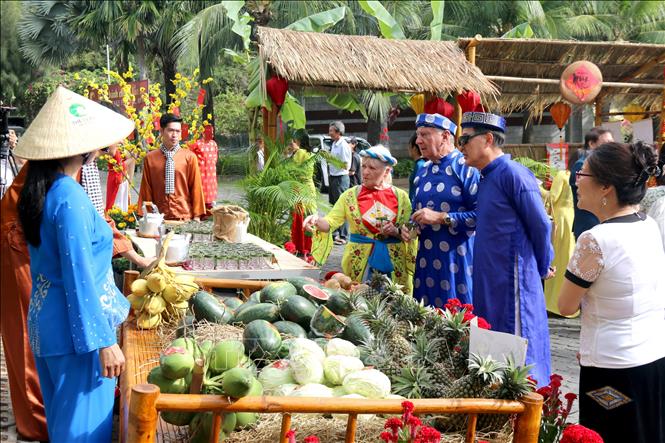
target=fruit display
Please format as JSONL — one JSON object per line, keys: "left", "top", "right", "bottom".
{"left": 128, "top": 261, "right": 199, "bottom": 330}
{"left": 149, "top": 336, "right": 264, "bottom": 439}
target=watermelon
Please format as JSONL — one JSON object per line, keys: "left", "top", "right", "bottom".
{"left": 249, "top": 291, "right": 262, "bottom": 303}
{"left": 233, "top": 303, "right": 280, "bottom": 324}
{"left": 160, "top": 346, "right": 195, "bottom": 380}
{"left": 273, "top": 321, "right": 307, "bottom": 339}
{"left": 280, "top": 295, "right": 317, "bottom": 328}
{"left": 310, "top": 306, "right": 346, "bottom": 338}
{"left": 324, "top": 291, "right": 353, "bottom": 315}
{"left": 175, "top": 315, "right": 196, "bottom": 338}
{"left": 260, "top": 282, "right": 297, "bottom": 304}
{"left": 220, "top": 297, "right": 243, "bottom": 310}
{"left": 222, "top": 367, "right": 255, "bottom": 397}
{"left": 243, "top": 320, "right": 282, "bottom": 360}
{"left": 302, "top": 284, "right": 330, "bottom": 305}
{"left": 191, "top": 291, "right": 233, "bottom": 324}
{"left": 232, "top": 298, "right": 259, "bottom": 318}
{"left": 287, "top": 277, "right": 320, "bottom": 297}
{"left": 342, "top": 314, "right": 372, "bottom": 345}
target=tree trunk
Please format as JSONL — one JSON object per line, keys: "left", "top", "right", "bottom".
{"left": 136, "top": 39, "right": 148, "bottom": 80}
{"left": 367, "top": 117, "right": 387, "bottom": 146}
{"left": 163, "top": 59, "right": 177, "bottom": 107}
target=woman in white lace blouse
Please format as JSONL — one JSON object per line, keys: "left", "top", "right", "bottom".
{"left": 558, "top": 141, "right": 665, "bottom": 443}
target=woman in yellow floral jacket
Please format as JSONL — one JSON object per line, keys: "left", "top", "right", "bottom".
{"left": 304, "top": 145, "right": 417, "bottom": 294}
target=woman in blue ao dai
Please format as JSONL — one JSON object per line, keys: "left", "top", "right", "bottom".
{"left": 409, "top": 113, "right": 480, "bottom": 307}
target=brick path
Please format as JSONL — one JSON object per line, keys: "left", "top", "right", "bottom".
{"left": 0, "top": 177, "right": 581, "bottom": 442}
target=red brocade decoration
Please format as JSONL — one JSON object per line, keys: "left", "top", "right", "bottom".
{"left": 424, "top": 97, "right": 454, "bottom": 118}
{"left": 266, "top": 75, "right": 289, "bottom": 107}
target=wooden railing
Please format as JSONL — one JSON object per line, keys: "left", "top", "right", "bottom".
{"left": 127, "top": 384, "right": 543, "bottom": 443}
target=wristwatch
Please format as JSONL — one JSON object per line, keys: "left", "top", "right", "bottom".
{"left": 442, "top": 214, "right": 453, "bottom": 226}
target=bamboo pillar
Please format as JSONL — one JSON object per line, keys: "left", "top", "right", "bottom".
{"left": 345, "top": 413, "right": 358, "bottom": 443}
{"left": 465, "top": 414, "right": 478, "bottom": 442}
{"left": 594, "top": 96, "right": 603, "bottom": 127}
{"left": 659, "top": 72, "right": 665, "bottom": 149}
{"left": 279, "top": 413, "right": 292, "bottom": 443}
{"left": 512, "top": 392, "right": 543, "bottom": 443}
{"left": 127, "top": 384, "right": 160, "bottom": 443}
{"left": 457, "top": 34, "right": 483, "bottom": 138}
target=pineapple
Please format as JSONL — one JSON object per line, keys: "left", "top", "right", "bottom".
{"left": 392, "top": 366, "right": 433, "bottom": 399}
{"left": 477, "top": 358, "right": 535, "bottom": 431}
{"left": 391, "top": 292, "right": 429, "bottom": 327}
{"left": 435, "top": 354, "right": 505, "bottom": 432}
{"left": 358, "top": 331, "right": 408, "bottom": 380}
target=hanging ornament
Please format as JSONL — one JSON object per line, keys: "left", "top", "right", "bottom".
{"left": 409, "top": 94, "right": 425, "bottom": 114}
{"left": 456, "top": 90, "right": 482, "bottom": 114}
{"left": 622, "top": 103, "right": 646, "bottom": 123}
{"left": 197, "top": 88, "right": 206, "bottom": 106}
{"left": 266, "top": 75, "right": 289, "bottom": 107}
{"left": 181, "top": 123, "right": 189, "bottom": 141}
{"left": 560, "top": 61, "right": 603, "bottom": 104}
{"left": 424, "top": 97, "right": 454, "bottom": 118}
{"left": 550, "top": 102, "right": 572, "bottom": 130}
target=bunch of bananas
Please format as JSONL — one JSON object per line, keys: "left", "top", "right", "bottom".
{"left": 128, "top": 233, "right": 199, "bottom": 329}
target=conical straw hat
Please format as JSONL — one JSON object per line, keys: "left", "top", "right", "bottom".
{"left": 14, "top": 85, "right": 135, "bottom": 160}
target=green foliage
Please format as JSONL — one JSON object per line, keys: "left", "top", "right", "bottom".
{"left": 280, "top": 93, "right": 306, "bottom": 130}
{"left": 1, "top": 1, "right": 37, "bottom": 104}
{"left": 513, "top": 157, "right": 553, "bottom": 181}
{"left": 392, "top": 158, "right": 415, "bottom": 179}
{"left": 429, "top": 0, "right": 444, "bottom": 40}
{"left": 214, "top": 89, "right": 250, "bottom": 135}
{"left": 285, "top": 6, "right": 347, "bottom": 32}
{"left": 217, "top": 152, "right": 250, "bottom": 176}
{"left": 20, "top": 69, "right": 107, "bottom": 123}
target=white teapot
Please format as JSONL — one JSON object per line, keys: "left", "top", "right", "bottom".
{"left": 138, "top": 203, "right": 164, "bottom": 237}
{"left": 163, "top": 233, "right": 191, "bottom": 264}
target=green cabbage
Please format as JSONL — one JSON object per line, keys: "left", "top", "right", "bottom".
{"left": 271, "top": 383, "right": 299, "bottom": 396}
{"left": 258, "top": 360, "right": 295, "bottom": 391}
{"left": 323, "top": 355, "right": 364, "bottom": 386}
{"left": 288, "top": 383, "right": 333, "bottom": 397}
{"left": 342, "top": 369, "right": 391, "bottom": 399}
{"left": 289, "top": 338, "right": 326, "bottom": 362}
{"left": 290, "top": 351, "right": 324, "bottom": 384}
{"left": 332, "top": 386, "right": 348, "bottom": 397}
{"left": 325, "top": 338, "right": 360, "bottom": 358}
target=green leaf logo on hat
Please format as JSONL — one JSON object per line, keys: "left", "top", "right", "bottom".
{"left": 69, "top": 103, "right": 87, "bottom": 118}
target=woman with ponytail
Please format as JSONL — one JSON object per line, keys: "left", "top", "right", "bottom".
{"left": 558, "top": 141, "right": 665, "bottom": 443}
{"left": 12, "top": 86, "right": 135, "bottom": 443}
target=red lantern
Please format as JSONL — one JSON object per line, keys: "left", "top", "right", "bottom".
{"left": 424, "top": 97, "right": 454, "bottom": 118}
{"left": 550, "top": 102, "right": 572, "bottom": 130}
{"left": 456, "top": 90, "right": 482, "bottom": 114}
{"left": 266, "top": 75, "right": 289, "bottom": 107}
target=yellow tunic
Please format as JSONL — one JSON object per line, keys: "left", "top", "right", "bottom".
{"left": 312, "top": 186, "right": 417, "bottom": 294}
{"left": 541, "top": 170, "right": 577, "bottom": 316}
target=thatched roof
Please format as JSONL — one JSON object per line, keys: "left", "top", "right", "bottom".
{"left": 457, "top": 37, "right": 665, "bottom": 116}
{"left": 257, "top": 27, "right": 497, "bottom": 97}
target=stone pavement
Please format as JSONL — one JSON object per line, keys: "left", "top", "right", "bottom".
{"left": 0, "top": 176, "right": 581, "bottom": 442}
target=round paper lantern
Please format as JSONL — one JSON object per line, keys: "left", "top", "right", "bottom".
{"left": 409, "top": 94, "right": 425, "bottom": 114}
{"left": 456, "top": 90, "right": 482, "bottom": 114}
{"left": 424, "top": 97, "right": 454, "bottom": 118}
{"left": 560, "top": 61, "right": 603, "bottom": 104}
{"left": 266, "top": 75, "right": 288, "bottom": 107}
{"left": 550, "top": 102, "right": 572, "bottom": 130}
{"left": 622, "top": 103, "right": 646, "bottom": 123}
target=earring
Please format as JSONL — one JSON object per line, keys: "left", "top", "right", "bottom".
{"left": 601, "top": 197, "right": 607, "bottom": 207}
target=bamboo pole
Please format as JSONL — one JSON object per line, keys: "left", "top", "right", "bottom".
{"left": 594, "top": 96, "right": 603, "bottom": 127}
{"left": 465, "top": 414, "right": 477, "bottom": 443}
{"left": 127, "top": 384, "right": 160, "bottom": 443}
{"left": 345, "top": 413, "right": 359, "bottom": 443}
{"left": 193, "top": 277, "right": 269, "bottom": 292}
{"left": 457, "top": 34, "right": 482, "bottom": 138}
{"left": 486, "top": 75, "right": 664, "bottom": 90}
{"left": 123, "top": 270, "right": 140, "bottom": 296}
{"left": 210, "top": 412, "right": 223, "bottom": 443}
{"left": 512, "top": 392, "right": 543, "bottom": 443}
{"left": 153, "top": 394, "right": 525, "bottom": 415}
{"left": 279, "top": 413, "right": 292, "bottom": 443}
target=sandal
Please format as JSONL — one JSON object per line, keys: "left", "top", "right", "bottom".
{"left": 334, "top": 238, "right": 347, "bottom": 245}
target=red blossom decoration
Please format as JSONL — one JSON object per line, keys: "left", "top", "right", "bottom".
{"left": 444, "top": 298, "right": 463, "bottom": 314}
{"left": 266, "top": 75, "right": 289, "bottom": 107}
{"left": 476, "top": 316, "right": 491, "bottom": 330}
{"left": 284, "top": 241, "right": 297, "bottom": 254}
{"left": 303, "top": 437, "right": 320, "bottom": 443}
{"left": 456, "top": 90, "right": 483, "bottom": 113}
{"left": 560, "top": 424, "right": 604, "bottom": 443}
{"left": 424, "top": 97, "right": 454, "bottom": 118}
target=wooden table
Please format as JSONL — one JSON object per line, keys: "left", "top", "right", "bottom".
{"left": 126, "top": 231, "right": 320, "bottom": 280}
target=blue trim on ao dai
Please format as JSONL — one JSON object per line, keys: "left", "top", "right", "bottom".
{"left": 472, "top": 155, "right": 554, "bottom": 386}
{"left": 412, "top": 149, "right": 480, "bottom": 307}
{"left": 27, "top": 175, "right": 129, "bottom": 358}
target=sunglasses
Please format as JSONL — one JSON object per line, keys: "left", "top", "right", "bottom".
{"left": 458, "top": 131, "right": 489, "bottom": 147}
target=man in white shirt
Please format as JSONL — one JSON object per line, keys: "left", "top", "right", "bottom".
{"left": 328, "top": 121, "right": 352, "bottom": 244}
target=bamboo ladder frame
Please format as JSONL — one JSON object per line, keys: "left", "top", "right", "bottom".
{"left": 121, "top": 271, "right": 543, "bottom": 443}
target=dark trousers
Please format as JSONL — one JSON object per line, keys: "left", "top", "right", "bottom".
{"left": 328, "top": 174, "right": 349, "bottom": 239}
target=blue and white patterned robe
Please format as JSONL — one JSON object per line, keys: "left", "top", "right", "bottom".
{"left": 412, "top": 149, "right": 480, "bottom": 306}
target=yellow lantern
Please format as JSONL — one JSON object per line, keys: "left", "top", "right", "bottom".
{"left": 623, "top": 103, "right": 646, "bottom": 123}
{"left": 409, "top": 94, "right": 425, "bottom": 114}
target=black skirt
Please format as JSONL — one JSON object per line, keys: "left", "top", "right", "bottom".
{"left": 579, "top": 356, "right": 665, "bottom": 443}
